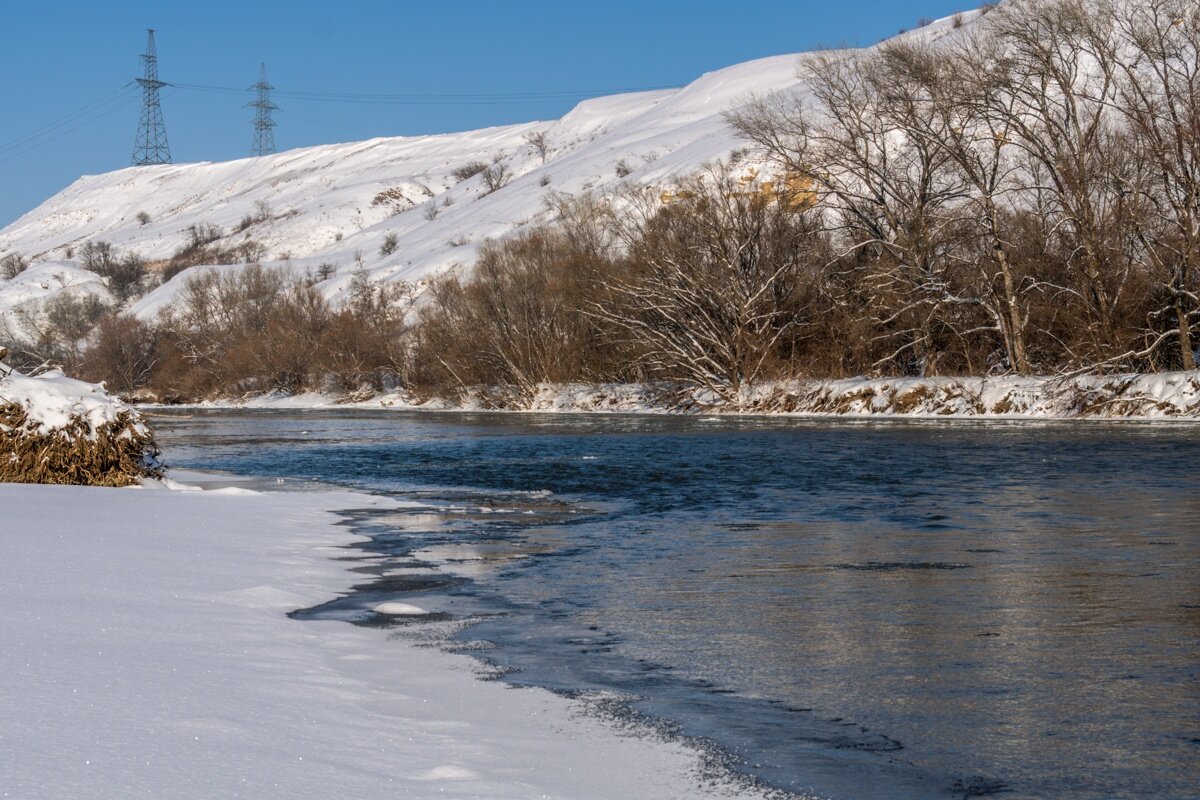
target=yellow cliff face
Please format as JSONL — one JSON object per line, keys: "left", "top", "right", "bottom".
{"left": 659, "top": 169, "right": 816, "bottom": 211}
{"left": 757, "top": 173, "right": 817, "bottom": 211}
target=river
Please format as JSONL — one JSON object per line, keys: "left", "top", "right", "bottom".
{"left": 151, "top": 409, "right": 1200, "bottom": 800}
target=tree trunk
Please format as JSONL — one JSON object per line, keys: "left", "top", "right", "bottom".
{"left": 989, "top": 200, "right": 1030, "bottom": 375}
{"left": 1176, "top": 293, "right": 1196, "bottom": 371}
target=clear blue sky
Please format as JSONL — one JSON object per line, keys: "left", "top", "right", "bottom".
{"left": 0, "top": 0, "right": 971, "bottom": 227}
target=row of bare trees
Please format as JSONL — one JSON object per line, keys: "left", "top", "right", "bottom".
{"left": 729, "top": 0, "right": 1199, "bottom": 375}
{"left": 3, "top": 266, "right": 411, "bottom": 400}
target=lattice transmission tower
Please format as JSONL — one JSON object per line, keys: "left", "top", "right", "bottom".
{"left": 132, "top": 29, "right": 171, "bottom": 166}
{"left": 248, "top": 63, "right": 278, "bottom": 157}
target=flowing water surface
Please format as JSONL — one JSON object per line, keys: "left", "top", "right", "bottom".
{"left": 151, "top": 409, "right": 1200, "bottom": 800}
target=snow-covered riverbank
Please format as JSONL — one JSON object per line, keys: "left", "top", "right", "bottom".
{"left": 0, "top": 478, "right": 769, "bottom": 799}
{"left": 160, "top": 370, "right": 1200, "bottom": 419}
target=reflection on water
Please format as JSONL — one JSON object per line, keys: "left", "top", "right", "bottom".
{"left": 152, "top": 409, "right": 1200, "bottom": 800}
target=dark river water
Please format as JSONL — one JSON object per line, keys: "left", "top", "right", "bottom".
{"left": 149, "top": 409, "right": 1200, "bottom": 800}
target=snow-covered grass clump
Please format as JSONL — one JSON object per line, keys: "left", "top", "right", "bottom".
{"left": 0, "top": 361, "right": 161, "bottom": 486}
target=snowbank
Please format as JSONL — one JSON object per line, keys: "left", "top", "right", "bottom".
{"left": 741, "top": 372, "right": 1200, "bottom": 418}
{"left": 0, "top": 481, "right": 769, "bottom": 799}
{"left": 164, "top": 371, "right": 1200, "bottom": 420}
{"left": 0, "top": 364, "right": 161, "bottom": 485}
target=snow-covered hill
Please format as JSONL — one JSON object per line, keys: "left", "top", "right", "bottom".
{"left": 0, "top": 13, "right": 976, "bottom": 324}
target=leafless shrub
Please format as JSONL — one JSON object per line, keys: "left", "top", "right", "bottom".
{"left": 3, "top": 291, "right": 112, "bottom": 373}
{"left": 163, "top": 223, "right": 258, "bottom": 284}
{"left": 240, "top": 241, "right": 268, "bottom": 264}
{"left": 187, "top": 222, "right": 223, "bottom": 248}
{"left": 319, "top": 270, "right": 412, "bottom": 394}
{"left": 1, "top": 253, "right": 28, "bottom": 280}
{"left": 78, "top": 263, "right": 412, "bottom": 401}
{"left": 80, "top": 241, "right": 118, "bottom": 273}
{"left": 481, "top": 163, "right": 511, "bottom": 193}
{"left": 409, "top": 224, "right": 627, "bottom": 400}
{"left": 452, "top": 161, "right": 489, "bottom": 182}
{"left": 79, "top": 242, "right": 147, "bottom": 301}
{"left": 82, "top": 314, "right": 159, "bottom": 397}
{"left": 236, "top": 202, "right": 274, "bottom": 232}
{"left": 153, "top": 266, "right": 323, "bottom": 397}
{"left": 136, "top": 210, "right": 151, "bottom": 226}
{"left": 380, "top": 232, "right": 399, "bottom": 256}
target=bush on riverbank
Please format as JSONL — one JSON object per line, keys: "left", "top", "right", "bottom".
{"left": 0, "top": 364, "right": 162, "bottom": 486}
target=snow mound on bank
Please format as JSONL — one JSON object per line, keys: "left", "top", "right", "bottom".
{"left": 745, "top": 372, "right": 1200, "bottom": 418}
{"left": 0, "top": 363, "right": 162, "bottom": 485}
{"left": 158, "top": 368, "right": 1200, "bottom": 419}
{"left": 0, "top": 366, "right": 147, "bottom": 437}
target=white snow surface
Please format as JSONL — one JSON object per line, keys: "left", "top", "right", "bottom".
{"left": 373, "top": 601, "right": 429, "bottom": 616}
{"left": 0, "top": 366, "right": 143, "bottom": 436}
{"left": 1, "top": 13, "right": 976, "bottom": 319}
{"left": 0, "top": 481, "right": 769, "bottom": 799}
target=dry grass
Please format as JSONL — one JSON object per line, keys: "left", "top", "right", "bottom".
{"left": 890, "top": 385, "right": 934, "bottom": 414}
{"left": 0, "top": 403, "right": 163, "bottom": 487}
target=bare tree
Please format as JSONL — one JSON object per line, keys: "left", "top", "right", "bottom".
{"left": 481, "top": 163, "right": 511, "bottom": 194}
{"left": 593, "top": 167, "right": 824, "bottom": 401}
{"left": 732, "top": 49, "right": 972, "bottom": 375}
{"left": 884, "top": 38, "right": 1035, "bottom": 373}
{"left": 413, "top": 225, "right": 615, "bottom": 399}
{"left": 84, "top": 314, "right": 159, "bottom": 395}
{"left": 1105, "top": 0, "right": 1200, "bottom": 368}
{"left": 983, "top": 0, "right": 1129, "bottom": 356}
{"left": 1, "top": 253, "right": 28, "bottom": 280}
{"left": 524, "top": 131, "right": 550, "bottom": 163}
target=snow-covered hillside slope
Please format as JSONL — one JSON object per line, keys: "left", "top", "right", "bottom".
{"left": 0, "top": 262, "right": 113, "bottom": 340}
{"left": 0, "top": 13, "right": 976, "bottom": 322}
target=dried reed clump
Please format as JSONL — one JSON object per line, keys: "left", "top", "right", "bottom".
{"left": 0, "top": 404, "right": 163, "bottom": 487}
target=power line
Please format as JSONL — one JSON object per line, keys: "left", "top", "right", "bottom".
{"left": 0, "top": 86, "right": 136, "bottom": 158}
{"left": 0, "top": 64, "right": 682, "bottom": 165}
{"left": 0, "top": 90, "right": 140, "bottom": 166}
{"left": 167, "top": 81, "right": 682, "bottom": 105}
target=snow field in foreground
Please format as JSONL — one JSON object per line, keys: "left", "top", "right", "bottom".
{"left": 0, "top": 482, "right": 769, "bottom": 800}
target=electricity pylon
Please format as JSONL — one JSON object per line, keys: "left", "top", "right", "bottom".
{"left": 132, "top": 29, "right": 171, "bottom": 166}
{"left": 249, "top": 63, "right": 277, "bottom": 157}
